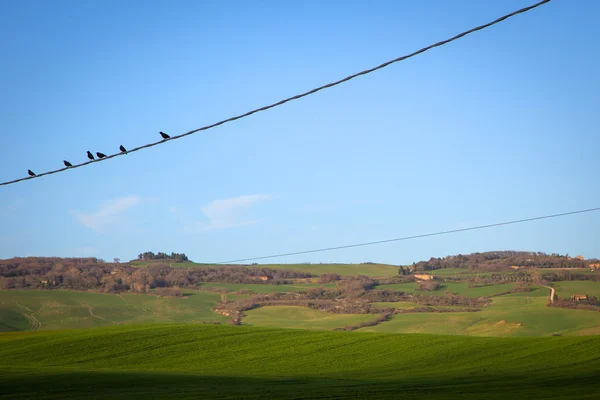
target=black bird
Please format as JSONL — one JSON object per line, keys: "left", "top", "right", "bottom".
{"left": 160, "top": 131, "right": 170, "bottom": 140}
{"left": 28, "top": 169, "right": 36, "bottom": 176}
{"left": 119, "top": 145, "right": 127, "bottom": 153}
{"left": 96, "top": 152, "right": 107, "bottom": 159}
{"left": 87, "top": 151, "right": 95, "bottom": 160}
{"left": 63, "top": 160, "right": 73, "bottom": 167}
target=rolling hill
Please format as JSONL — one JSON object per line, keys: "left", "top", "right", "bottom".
{"left": 1, "top": 324, "right": 599, "bottom": 399}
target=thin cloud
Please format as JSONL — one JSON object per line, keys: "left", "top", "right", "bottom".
{"left": 74, "top": 195, "right": 140, "bottom": 232}
{"left": 185, "top": 194, "right": 272, "bottom": 232}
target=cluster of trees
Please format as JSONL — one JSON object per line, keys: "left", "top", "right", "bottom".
{"left": 411, "top": 251, "right": 600, "bottom": 272}
{"left": 0, "top": 257, "right": 310, "bottom": 293}
{"left": 542, "top": 271, "right": 600, "bottom": 282}
{"left": 417, "top": 280, "right": 441, "bottom": 291}
{"left": 137, "top": 252, "right": 189, "bottom": 262}
{"left": 319, "top": 273, "right": 341, "bottom": 283}
{"left": 215, "top": 282, "right": 490, "bottom": 325}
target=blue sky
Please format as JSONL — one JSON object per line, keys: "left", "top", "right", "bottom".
{"left": 1, "top": 0, "right": 598, "bottom": 264}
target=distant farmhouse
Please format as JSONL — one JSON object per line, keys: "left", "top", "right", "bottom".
{"left": 571, "top": 294, "right": 589, "bottom": 301}
{"left": 414, "top": 273, "right": 435, "bottom": 281}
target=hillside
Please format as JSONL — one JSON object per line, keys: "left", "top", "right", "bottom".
{"left": 411, "top": 251, "right": 600, "bottom": 272}
{"left": 1, "top": 324, "right": 599, "bottom": 399}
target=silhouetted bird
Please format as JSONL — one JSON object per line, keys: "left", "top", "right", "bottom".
{"left": 160, "top": 131, "right": 170, "bottom": 140}
{"left": 96, "top": 152, "right": 107, "bottom": 159}
{"left": 63, "top": 160, "right": 73, "bottom": 167}
{"left": 28, "top": 170, "right": 36, "bottom": 176}
{"left": 87, "top": 151, "right": 95, "bottom": 160}
{"left": 119, "top": 145, "right": 127, "bottom": 153}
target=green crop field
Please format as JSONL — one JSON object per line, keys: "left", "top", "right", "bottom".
{"left": 0, "top": 290, "right": 232, "bottom": 332}
{"left": 1, "top": 324, "right": 599, "bottom": 399}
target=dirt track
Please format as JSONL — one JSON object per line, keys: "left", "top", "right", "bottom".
{"left": 544, "top": 285, "right": 555, "bottom": 304}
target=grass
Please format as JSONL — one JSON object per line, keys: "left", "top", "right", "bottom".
{"left": 360, "top": 289, "right": 600, "bottom": 337}
{"left": 377, "top": 282, "right": 519, "bottom": 297}
{"left": 0, "top": 290, "right": 231, "bottom": 332}
{"left": 243, "top": 306, "right": 377, "bottom": 330}
{"left": 200, "top": 282, "right": 336, "bottom": 293}
{"left": 1, "top": 323, "right": 600, "bottom": 399}
{"left": 132, "top": 261, "right": 400, "bottom": 277}
{"left": 3, "top": 283, "right": 600, "bottom": 338}
{"left": 551, "top": 281, "right": 600, "bottom": 299}
{"left": 235, "top": 286, "right": 600, "bottom": 337}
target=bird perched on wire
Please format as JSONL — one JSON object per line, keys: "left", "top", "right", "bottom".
{"left": 63, "top": 160, "right": 73, "bottom": 167}
{"left": 28, "top": 170, "right": 36, "bottom": 176}
{"left": 87, "top": 151, "right": 95, "bottom": 160}
{"left": 160, "top": 131, "right": 170, "bottom": 140}
{"left": 119, "top": 145, "right": 127, "bottom": 154}
{"left": 96, "top": 152, "right": 107, "bottom": 159}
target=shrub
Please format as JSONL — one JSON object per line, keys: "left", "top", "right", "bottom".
{"left": 417, "top": 281, "right": 440, "bottom": 292}
{"left": 320, "top": 273, "right": 341, "bottom": 283}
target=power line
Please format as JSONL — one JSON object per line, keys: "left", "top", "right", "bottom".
{"left": 215, "top": 207, "right": 600, "bottom": 264}
{"left": 1, "top": 0, "right": 551, "bottom": 187}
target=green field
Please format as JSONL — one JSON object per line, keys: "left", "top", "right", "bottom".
{"left": 0, "top": 290, "right": 232, "bottom": 332}
{"left": 377, "top": 281, "right": 518, "bottom": 297}
{"left": 360, "top": 290, "right": 600, "bottom": 336}
{"left": 429, "top": 267, "right": 473, "bottom": 275}
{"left": 200, "top": 282, "right": 336, "bottom": 293}
{"left": 551, "top": 281, "right": 600, "bottom": 299}
{"left": 243, "top": 306, "right": 377, "bottom": 330}
{"left": 3, "top": 283, "right": 600, "bottom": 337}
{"left": 239, "top": 287, "right": 600, "bottom": 337}
{"left": 259, "top": 263, "right": 399, "bottom": 277}
{"left": 133, "top": 261, "right": 400, "bottom": 277}
{"left": 1, "top": 324, "right": 599, "bottom": 399}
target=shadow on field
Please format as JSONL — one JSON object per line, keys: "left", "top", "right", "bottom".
{"left": 1, "top": 369, "right": 598, "bottom": 399}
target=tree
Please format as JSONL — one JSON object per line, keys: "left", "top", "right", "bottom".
{"left": 114, "top": 258, "right": 120, "bottom": 264}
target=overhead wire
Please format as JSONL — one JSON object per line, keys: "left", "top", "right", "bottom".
{"left": 0, "top": 0, "right": 551, "bottom": 187}
{"left": 214, "top": 207, "right": 600, "bottom": 263}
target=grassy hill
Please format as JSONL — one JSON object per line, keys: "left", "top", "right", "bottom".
{"left": 242, "top": 288, "right": 600, "bottom": 336}
{"left": 4, "top": 284, "right": 600, "bottom": 336}
{"left": 376, "top": 281, "right": 520, "bottom": 297}
{"left": 0, "top": 290, "right": 232, "bottom": 332}
{"left": 360, "top": 290, "right": 600, "bottom": 336}
{"left": 1, "top": 324, "right": 599, "bottom": 399}
{"left": 551, "top": 281, "right": 600, "bottom": 299}
{"left": 131, "top": 261, "right": 401, "bottom": 276}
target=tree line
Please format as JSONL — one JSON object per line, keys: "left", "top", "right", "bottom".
{"left": 137, "top": 251, "right": 189, "bottom": 262}
{"left": 409, "top": 251, "right": 599, "bottom": 272}
{"left": 0, "top": 257, "right": 310, "bottom": 293}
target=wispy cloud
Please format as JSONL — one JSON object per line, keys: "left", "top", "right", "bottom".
{"left": 74, "top": 195, "right": 140, "bottom": 232}
{"left": 184, "top": 194, "right": 272, "bottom": 233}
